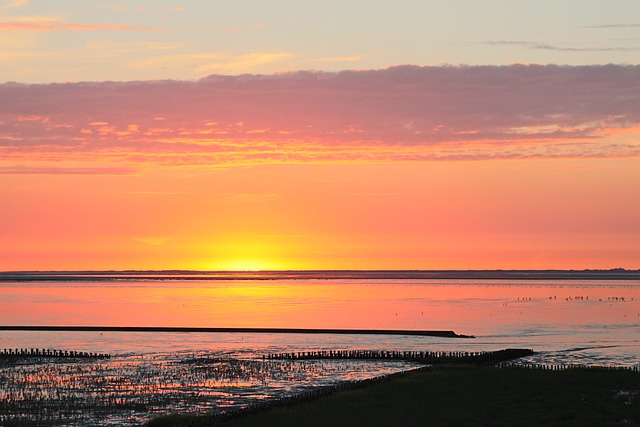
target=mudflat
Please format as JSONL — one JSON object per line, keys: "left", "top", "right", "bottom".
{"left": 149, "top": 365, "right": 640, "bottom": 427}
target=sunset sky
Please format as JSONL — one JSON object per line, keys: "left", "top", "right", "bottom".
{"left": 1, "top": 0, "right": 639, "bottom": 271}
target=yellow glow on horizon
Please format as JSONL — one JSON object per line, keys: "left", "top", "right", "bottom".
{"left": 215, "top": 258, "right": 280, "bottom": 271}
{"left": 199, "top": 238, "right": 294, "bottom": 271}
{"left": 2, "top": 158, "right": 639, "bottom": 271}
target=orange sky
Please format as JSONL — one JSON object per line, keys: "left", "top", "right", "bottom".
{"left": 1, "top": 65, "right": 640, "bottom": 271}
{"left": 2, "top": 157, "right": 639, "bottom": 271}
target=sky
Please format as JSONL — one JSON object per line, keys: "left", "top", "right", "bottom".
{"left": 1, "top": 0, "right": 639, "bottom": 271}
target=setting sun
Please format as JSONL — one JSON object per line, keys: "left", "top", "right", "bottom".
{"left": 214, "top": 258, "right": 279, "bottom": 272}
{"left": 199, "top": 238, "right": 291, "bottom": 271}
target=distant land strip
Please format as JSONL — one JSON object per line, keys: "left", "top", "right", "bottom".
{"left": 0, "top": 326, "right": 474, "bottom": 338}
{"left": 1, "top": 269, "right": 639, "bottom": 282}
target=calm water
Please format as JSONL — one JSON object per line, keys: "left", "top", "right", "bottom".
{"left": 2, "top": 275, "right": 639, "bottom": 362}
{"left": 1, "top": 273, "right": 639, "bottom": 425}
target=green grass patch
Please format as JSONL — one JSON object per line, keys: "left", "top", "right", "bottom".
{"left": 149, "top": 366, "right": 640, "bottom": 427}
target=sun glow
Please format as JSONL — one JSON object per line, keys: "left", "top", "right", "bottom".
{"left": 198, "top": 236, "right": 300, "bottom": 271}
{"left": 217, "top": 258, "right": 278, "bottom": 271}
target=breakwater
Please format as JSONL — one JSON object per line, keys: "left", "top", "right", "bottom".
{"left": 1, "top": 348, "right": 110, "bottom": 359}
{"left": 266, "top": 348, "right": 534, "bottom": 365}
{"left": 0, "top": 325, "right": 474, "bottom": 338}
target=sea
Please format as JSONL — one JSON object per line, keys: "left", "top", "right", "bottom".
{"left": 1, "top": 271, "right": 639, "bottom": 426}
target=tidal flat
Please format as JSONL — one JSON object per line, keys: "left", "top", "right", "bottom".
{"left": 151, "top": 365, "right": 640, "bottom": 427}
{"left": 0, "top": 349, "right": 417, "bottom": 426}
{"left": 2, "top": 273, "right": 639, "bottom": 425}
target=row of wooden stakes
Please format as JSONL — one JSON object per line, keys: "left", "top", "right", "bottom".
{"left": 0, "top": 348, "right": 110, "bottom": 359}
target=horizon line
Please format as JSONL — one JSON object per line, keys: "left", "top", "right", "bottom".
{"left": 1, "top": 269, "right": 639, "bottom": 281}
{"left": 0, "top": 268, "right": 637, "bottom": 273}
{"left": 1, "top": 267, "right": 636, "bottom": 272}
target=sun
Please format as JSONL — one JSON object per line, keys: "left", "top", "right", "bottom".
{"left": 202, "top": 254, "right": 289, "bottom": 271}
{"left": 197, "top": 238, "right": 298, "bottom": 271}
{"left": 220, "top": 258, "right": 276, "bottom": 271}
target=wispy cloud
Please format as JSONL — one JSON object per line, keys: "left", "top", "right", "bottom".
{"left": 585, "top": 23, "right": 640, "bottom": 28}
{"left": 131, "top": 52, "right": 224, "bottom": 69}
{"left": 132, "top": 52, "right": 291, "bottom": 74}
{"left": 314, "top": 56, "right": 363, "bottom": 63}
{"left": 222, "top": 23, "right": 266, "bottom": 32}
{"left": 1, "top": 64, "right": 639, "bottom": 169}
{"left": 0, "top": 18, "right": 166, "bottom": 31}
{"left": 195, "top": 52, "right": 292, "bottom": 73}
{"left": 486, "top": 40, "right": 640, "bottom": 52}
{"left": 0, "top": 0, "right": 28, "bottom": 12}
{"left": 0, "top": 164, "right": 136, "bottom": 175}
{"left": 85, "top": 40, "right": 180, "bottom": 51}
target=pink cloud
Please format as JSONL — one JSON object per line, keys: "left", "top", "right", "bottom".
{"left": 1, "top": 64, "right": 639, "bottom": 167}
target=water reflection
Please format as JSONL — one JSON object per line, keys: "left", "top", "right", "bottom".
{"left": 1, "top": 277, "right": 640, "bottom": 426}
{"left": 2, "top": 279, "right": 640, "bottom": 334}
{"left": 2, "top": 278, "right": 640, "bottom": 361}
